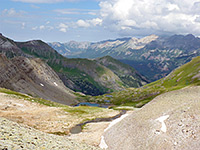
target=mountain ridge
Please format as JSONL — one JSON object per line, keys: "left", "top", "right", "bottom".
{"left": 0, "top": 33, "right": 147, "bottom": 96}
{"left": 49, "top": 34, "right": 200, "bottom": 81}
{"left": 0, "top": 54, "right": 76, "bottom": 105}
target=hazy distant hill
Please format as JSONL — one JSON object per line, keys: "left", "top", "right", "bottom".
{"left": 49, "top": 34, "right": 200, "bottom": 81}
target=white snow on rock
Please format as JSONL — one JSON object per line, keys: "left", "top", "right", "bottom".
{"left": 54, "top": 82, "right": 58, "bottom": 86}
{"left": 99, "top": 113, "right": 129, "bottom": 149}
{"left": 105, "top": 113, "right": 129, "bottom": 132}
{"left": 99, "top": 136, "right": 108, "bottom": 149}
{"left": 156, "top": 115, "right": 169, "bottom": 132}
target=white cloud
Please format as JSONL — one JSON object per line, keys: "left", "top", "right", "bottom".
{"left": 21, "top": 22, "right": 25, "bottom": 29}
{"left": 90, "top": 18, "right": 102, "bottom": 26}
{"left": 58, "top": 23, "right": 68, "bottom": 32}
{"left": 54, "top": 9, "right": 98, "bottom": 16}
{"left": 98, "top": 0, "right": 200, "bottom": 36}
{"left": 77, "top": 20, "right": 90, "bottom": 27}
{"left": 32, "top": 26, "right": 38, "bottom": 30}
{"left": 30, "top": 4, "right": 40, "bottom": 9}
{"left": 76, "top": 18, "right": 102, "bottom": 28}
{"left": 39, "top": 25, "right": 45, "bottom": 30}
{"left": 2, "top": 8, "right": 25, "bottom": 17}
{"left": 59, "top": 28, "right": 67, "bottom": 32}
{"left": 32, "top": 25, "right": 54, "bottom": 31}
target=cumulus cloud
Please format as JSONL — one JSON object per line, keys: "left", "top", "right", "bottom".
{"left": 77, "top": 20, "right": 90, "bottom": 27}
{"left": 58, "top": 23, "right": 68, "bottom": 32}
{"left": 98, "top": 0, "right": 200, "bottom": 36}
{"left": 76, "top": 18, "right": 102, "bottom": 28}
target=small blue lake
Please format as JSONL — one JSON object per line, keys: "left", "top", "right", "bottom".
{"left": 75, "top": 102, "right": 109, "bottom": 108}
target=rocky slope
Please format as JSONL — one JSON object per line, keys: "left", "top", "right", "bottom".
{"left": 0, "top": 117, "right": 99, "bottom": 150}
{"left": 49, "top": 34, "right": 200, "bottom": 81}
{"left": 0, "top": 54, "right": 76, "bottom": 105}
{"left": 0, "top": 33, "right": 147, "bottom": 96}
{"left": 104, "top": 86, "right": 200, "bottom": 150}
{"left": 0, "top": 33, "right": 26, "bottom": 58}
{"left": 17, "top": 39, "right": 125, "bottom": 95}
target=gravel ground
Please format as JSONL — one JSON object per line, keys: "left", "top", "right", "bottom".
{"left": 104, "top": 86, "right": 200, "bottom": 150}
{"left": 0, "top": 117, "right": 100, "bottom": 150}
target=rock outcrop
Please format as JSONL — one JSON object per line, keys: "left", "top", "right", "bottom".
{"left": 0, "top": 54, "right": 76, "bottom": 105}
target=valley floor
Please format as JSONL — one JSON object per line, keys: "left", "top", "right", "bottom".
{"left": 0, "top": 91, "right": 127, "bottom": 149}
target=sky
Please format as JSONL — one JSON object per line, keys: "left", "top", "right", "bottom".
{"left": 1, "top": 0, "right": 200, "bottom": 42}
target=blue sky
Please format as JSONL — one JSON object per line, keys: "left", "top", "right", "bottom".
{"left": 1, "top": 0, "right": 200, "bottom": 42}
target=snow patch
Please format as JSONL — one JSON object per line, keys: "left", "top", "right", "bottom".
{"left": 54, "top": 82, "right": 58, "bottom": 86}
{"left": 99, "top": 136, "right": 108, "bottom": 149}
{"left": 99, "top": 113, "right": 129, "bottom": 149}
{"left": 40, "top": 83, "right": 44, "bottom": 87}
{"left": 14, "top": 103, "right": 24, "bottom": 107}
{"left": 156, "top": 115, "right": 169, "bottom": 132}
{"left": 105, "top": 113, "right": 129, "bottom": 132}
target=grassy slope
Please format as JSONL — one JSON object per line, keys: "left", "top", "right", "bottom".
{"left": 86, "top": 56, "right": 200, "bottom": 107}
{"left": 96, "top": 56, "right": 148, "bottom": 87}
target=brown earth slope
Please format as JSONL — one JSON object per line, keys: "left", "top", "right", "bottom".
{"left": 104, "top": 86, "right": 200, "bottom": 150}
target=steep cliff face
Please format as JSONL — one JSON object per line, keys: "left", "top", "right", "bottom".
{"left": 0, "top": 54, "right": 76, "bottom": 105}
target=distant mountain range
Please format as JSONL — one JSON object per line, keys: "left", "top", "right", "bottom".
{"left": 0, "top": 33, "right": 147, "bottom": 98}
{"left": 49, "top": 34, "right": 200, "bottom": 81}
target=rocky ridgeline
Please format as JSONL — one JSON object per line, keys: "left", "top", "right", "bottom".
{"left": 0, "top": 117, "right": 99, "bottom": 150}
{"left": 0, "top": 54, "right": 76, "bottom": 105}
